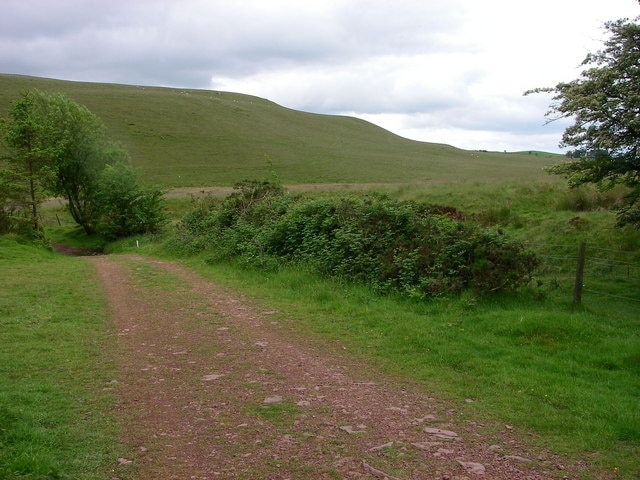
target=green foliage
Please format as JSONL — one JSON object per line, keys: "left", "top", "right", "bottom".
{"left": 1, "top": 89, "right": 165, "bottom": 241}
{"left": 527, "top": 17, "right": 640, "bottom": 227}
{"left": 95, "top": 163, "right": 166, "bottom": 239}
{"left": 30, "top": 91, "right": 128, "bottom": 234}
{"left": 0, "top": 90, "right": 56, "bottom": 233}
{"left": 174, "top": 182, "right": 538, "bottom": 297}
{"left": 0, "top": 168, "right": 32, "bottom": 235}
{"left": 267, "top": 196, "right": 537, "bottom": 297}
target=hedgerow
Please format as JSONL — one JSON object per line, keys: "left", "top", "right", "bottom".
{"left": 172, "top": 180, "right": 538, "bottom": 298}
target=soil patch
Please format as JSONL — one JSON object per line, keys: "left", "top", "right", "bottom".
{"left": 51, "top": 242, "right": 103, "bottom": 256}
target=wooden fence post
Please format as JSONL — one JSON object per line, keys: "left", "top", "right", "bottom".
{"left": 573, "top": 242, "right": 586, "bottom": 305}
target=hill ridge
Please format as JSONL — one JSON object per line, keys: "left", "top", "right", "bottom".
{"left": 0, "top": 73, "right": 560, "bottom": 187}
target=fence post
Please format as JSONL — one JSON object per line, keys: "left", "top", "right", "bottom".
{"left": 573, "top": 242, "right": 586, "bottom": 305}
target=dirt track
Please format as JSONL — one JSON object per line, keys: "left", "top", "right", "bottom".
{"left": 88, "top": 254, "right": 581, "bottom": 480}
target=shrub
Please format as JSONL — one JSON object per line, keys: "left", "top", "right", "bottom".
{"left": 172, "top": 179, "right": 290, "bottom": 260}
{"left": 95, "top": 163, "right": 166, "bottom": 239}
{"left": 173, "top": 185, "right": 539, "bottom": 298}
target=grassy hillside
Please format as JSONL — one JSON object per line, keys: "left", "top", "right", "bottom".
{"left": 0, "top": 74, "right": 561, "bottom": 188}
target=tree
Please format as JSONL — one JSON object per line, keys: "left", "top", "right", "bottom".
{"left": 0, "top": 167, "right": 31, "bottom": 234}
{"left": 0, "top": 90, "right": 55, "bottom": 233}
{"left": 1, "top": 90, "right": 128, "bottom": 234}
{"left": 2, "top": 90, "right": 166, "bottom": 239}
{"left": 526, "top": 17, "right": 640, "bottom": 227}
{"left": 33, "top": 91, "right": 123, "bottom": 234}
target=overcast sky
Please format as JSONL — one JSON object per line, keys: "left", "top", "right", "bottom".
{"left": 2, "top": 0, "right": 638, "bottom": 152}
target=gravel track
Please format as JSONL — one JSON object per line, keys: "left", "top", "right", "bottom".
{"left": 88, "top": 254, "right": 582, "bottom": 480}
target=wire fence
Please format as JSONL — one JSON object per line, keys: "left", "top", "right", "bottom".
{"left": 524, "top": 242, "right": 640, "bottom": 309}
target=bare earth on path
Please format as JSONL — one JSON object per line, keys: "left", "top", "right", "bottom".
{"left": 88, "top": 254, "right": 581, "bottom": 480}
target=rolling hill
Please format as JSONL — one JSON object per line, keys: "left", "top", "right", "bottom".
{"left": 0, "top": 74, "right": 561, "bottom": 188}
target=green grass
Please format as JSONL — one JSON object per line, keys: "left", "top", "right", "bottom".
{"left": 247, "top": 402, "right": 300, "bottom": 430}
{"left": 0, "top": 238, "right": 125, "bottom": 480}
{"left": 0, "top": 74, "right": 562, "bottom": 188}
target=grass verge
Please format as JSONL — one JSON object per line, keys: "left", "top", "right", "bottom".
{"left": 0, "top": 237, "right": 125, "bottom": 480}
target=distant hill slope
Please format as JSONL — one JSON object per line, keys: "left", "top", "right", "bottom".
{"left": 0, "top": 74, "right": 561, "bottom": 187}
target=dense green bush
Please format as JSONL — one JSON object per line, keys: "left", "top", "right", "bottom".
{"left": 95, "top": 163, "right": 166, "bottom": 240}
{"left": 173, "top": 180, "right": 539, "bottom": 298}
{"left": 170, "top": 180, "right": 288, "bottom": 259}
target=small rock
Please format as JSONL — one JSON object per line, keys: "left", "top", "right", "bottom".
{"left": 457, "top": 460, "right": 485, "bottom": 475}
{"left": 424, "top": 427, "right": 459, "bottom": 440}
{"left": 368, "top": 441, "right": 394, "bottom": 452}
{"left": 116, "top": 458, "right": 132, "bottom": 466}
{"left": 435, "top": 448, "right": 455, "bottom": 456}
{"left": 505, "top": 455, "right": 533, "bottom": 463}
{"left": 201, "top": 373, "right": 224, "bottom": 381}
{"left": 263, "top": 396, "right": 283, "bottom": 404}
{"left": 386, "top": 406, "right": 408, "bottom": 414}
{"left": 362, "top": 461, "right": 403, "bottom": 480}
{"left": 413, "top": 414, "right": 436, "bottom": 424}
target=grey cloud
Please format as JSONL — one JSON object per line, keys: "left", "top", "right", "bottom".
{"left": 1, "top": 0, "right": 470, "bottom": 88}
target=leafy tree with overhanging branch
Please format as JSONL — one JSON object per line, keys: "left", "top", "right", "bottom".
{"left": 526, "top": 16, "right": 640, "bottom": 227}
{"left": 0, "top": 89, "right": 165, "bottom": 238}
